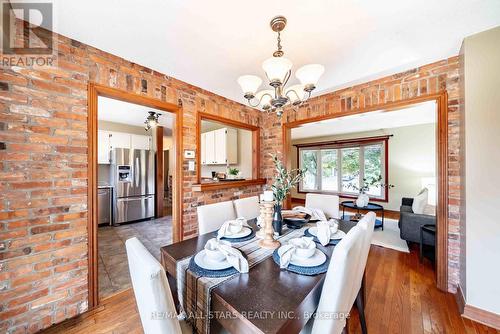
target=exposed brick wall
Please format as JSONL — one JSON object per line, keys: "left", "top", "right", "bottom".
{"left": 261, "top": 56, "right": 462, "bottom": 292}
{"left": 0, "top": 24, "right": 262, "bottom": 333}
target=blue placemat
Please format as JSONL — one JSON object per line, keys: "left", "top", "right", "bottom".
{"left": 214, "top": 227, "right": 256, "bottom": 243}
{"left": 304, "top": 228, "right": 341, "bottom": 246}
{"left": 188, "top": 254, "right": 239, "bottom": 278}
{"left": 272, "top": 249, "right": 329, "bottom": 276}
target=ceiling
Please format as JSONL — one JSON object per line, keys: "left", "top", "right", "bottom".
{"left": 45, "top": 1, "right": 500, "bottom": 104}
{"left": 98, "top": 96, "right": 174, "bottom": 131}
{"left": 291, "top": 101, "right": 436, "bottom": 139}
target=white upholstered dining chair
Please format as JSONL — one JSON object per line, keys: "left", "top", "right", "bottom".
{"left": 305, "top": 193, "right": 340, "bottom": 219}
{"left": 349, "top": 211, "right": 376, "bottom": 334}
{"left": 197, "top": 201, "right": 237, "bottom": 234}
{"left": 125, "top": 237, "right": 192, "bottom": 334}
{"left": 233, "top": 196, "right": 260, "bottom": 220}
{"left": 301, "top": 226, "right": 364, "bottom": 334}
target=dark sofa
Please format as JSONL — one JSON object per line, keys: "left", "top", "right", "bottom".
{"left": 398, "top": 197, "right": 436, "bottom": 245}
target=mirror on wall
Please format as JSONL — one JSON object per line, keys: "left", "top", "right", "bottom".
{"left": 200, "top": 119, "right": 253, "bottom": 183}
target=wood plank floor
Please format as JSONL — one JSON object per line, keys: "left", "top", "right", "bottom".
{"left": 40, "top": 245, "right": 498, "bottom": 334}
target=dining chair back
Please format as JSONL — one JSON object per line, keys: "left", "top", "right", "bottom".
{"left": 125, "top": 237, "right": 184, "bottom": 334}
{"left": 233, "top": 196, "right": 260, "bottom": 220}
{"left": 346, "top": 212, "right": 376, "bottom": 334}
{"left": 351, "top": 212, "right": 376, "bottom": 301}
{"left": 197, "top": 200, "right": 237, "bottom": 234}
{"left": 305, "top": 193, "right": 340, "bottom": 219}
{"left": 311, "top": 226, "right": 364, "bottom": 334}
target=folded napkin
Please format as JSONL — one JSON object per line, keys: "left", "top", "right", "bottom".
{"left": 292, "top": 206, "right": 327, "bottom": 221}
{"left": 217, "top": 217, "right": 248, "bottom": 239}
{"left": 278, "top": 237, "right": 315, "bottom": 268}
{"left": 316, "top": 219, "right": 339, "bottom": 246}
{"left": 205, "top": 238, "right": 249, "bottom": 273}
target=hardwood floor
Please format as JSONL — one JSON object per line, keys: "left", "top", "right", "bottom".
{"left": 40, "top": 246, "right": 498, "bottom": 334}
{"left": 40, "top": 289, "right": 142, "bottom": 334}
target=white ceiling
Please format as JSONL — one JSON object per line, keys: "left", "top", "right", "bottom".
{"left": 98, "top": 96, "right": 174, "bottom": 130}
{"left": 291, "top": 101, "right": 436, "bottom": 139}
{"left": 45, "top": 1, "right": 500, "bottom": 104}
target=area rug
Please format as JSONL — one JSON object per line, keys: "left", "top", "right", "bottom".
{"left": 371, "top": 218, "right": 409, "bottom": 253}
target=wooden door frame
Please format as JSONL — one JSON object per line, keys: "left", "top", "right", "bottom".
{"left": 282, "top": 92, "right": 449, "bottom": 291}
{"left": 87, "top": 83, "right": 183, "bottom": 308}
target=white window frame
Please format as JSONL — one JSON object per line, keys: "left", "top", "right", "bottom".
{"left": 298, "top": 141, "right": 387, "bottom": 200}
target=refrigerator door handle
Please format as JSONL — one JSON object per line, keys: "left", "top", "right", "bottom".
{"left": 118, "top": 196, "right": 152, "bottom": 202}
{"left": 135, "top": 156, "right": 139, "bottom": 188}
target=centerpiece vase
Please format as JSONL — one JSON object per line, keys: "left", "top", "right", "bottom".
{"left": 272, "top": 203, "right": 283, "bottom": 235}
{"left": 356, "top": 192, "right": 370, "bottom": 207}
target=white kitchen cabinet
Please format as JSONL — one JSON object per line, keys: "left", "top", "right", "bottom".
{"left": 214, "top": 129, "right": 226, "bottom": 164}
{"left": 201, "top": 128, "right": 237, "bottom": 165}
{"left": 204, "top": 131, "right": 216, "bottom": 164}
{"left": 131, "top": 134, "right": 151, "bottom": 150}
{"left": 109, "top": 131, "right": 131, "bottom": 149}
{"left": 201, "top": 132, "right": 207, "bottom": 164}
{"left": 98, "top": 130, "right": 111, "bottom": 164}
{"left": 99, "top": 132, "right": 152, "bottom": 164}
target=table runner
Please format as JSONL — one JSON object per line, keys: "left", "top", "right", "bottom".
{"left": 176, "top": 225, "right": 309, "bottom": 334}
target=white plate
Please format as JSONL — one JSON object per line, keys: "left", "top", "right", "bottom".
{"left": 194, "top": 250, "right": 232, "bottom": 270}
{"left": 290, "top": 249, "right": 327, "bottom": 267}
{"left": 308, "top": 227, "right": 346, "bottom": 240}
{"left": 221, "top": 226, "right": 252, "bottom": 239}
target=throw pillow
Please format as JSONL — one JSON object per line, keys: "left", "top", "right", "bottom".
{"left": 412, "top": 188, "right": 428, "bottom": 214}
{"left": 423, "top": 204, "right": 436, "bottom": 216}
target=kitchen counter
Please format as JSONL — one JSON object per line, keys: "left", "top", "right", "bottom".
{"left": 192, "top": 178, "right": 266, "bottom": 191}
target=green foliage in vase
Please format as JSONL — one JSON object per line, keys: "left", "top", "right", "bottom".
{"left": 270, "top": 153, "right": 306, "bottom": 205}
{"left": 228, "top": 167, "right": 239, "bottom": 176}
{"left": 346, "top": 175, "right": 395, "bottom": 194}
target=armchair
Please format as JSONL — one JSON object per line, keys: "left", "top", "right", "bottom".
{"left": 398, "top": 197, "right": 436, "bottom": 245}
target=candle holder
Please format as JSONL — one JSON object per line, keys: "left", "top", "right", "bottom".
{"left": 256, "top": 201, "right": 266, "bottom": 239}
{"left": 258, "top": 200, "right": 281, "bottom": 249}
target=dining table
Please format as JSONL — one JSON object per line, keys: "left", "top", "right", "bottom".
{"left": 160, "top": 219, "right": 357, "bottom": 334}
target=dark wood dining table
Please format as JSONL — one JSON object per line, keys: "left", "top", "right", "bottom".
{"left": 160, "top": 220, "right": 357, "bottom": 334}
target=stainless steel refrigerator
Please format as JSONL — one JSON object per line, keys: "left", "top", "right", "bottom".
{"left": 111, "top": 148, "right": 155, "bottom": 224}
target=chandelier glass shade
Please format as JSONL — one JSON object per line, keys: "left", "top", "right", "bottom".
{"left": 237, "top": 16, "right": 324, "bottom": 117}
{"left": 262, "top": 57, "right": 293, "bottom": 84}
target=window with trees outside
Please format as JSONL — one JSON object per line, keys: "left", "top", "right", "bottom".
{"left": 298, "top": 137, "right": 388, "bottom": 200}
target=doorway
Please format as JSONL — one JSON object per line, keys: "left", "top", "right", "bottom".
{"left": 282, "top": 92, "right": 449, "bottom": 291}
{"left": 87, "top": 84, "right": 182, "bottom": 308}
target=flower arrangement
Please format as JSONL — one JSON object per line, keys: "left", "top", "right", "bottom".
{"left": 269, "top": 153, "right": 306, "bottom": 205}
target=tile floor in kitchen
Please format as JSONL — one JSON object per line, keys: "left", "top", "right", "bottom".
{"left": 98, "top": 215, "right": 173, "bottom": 299}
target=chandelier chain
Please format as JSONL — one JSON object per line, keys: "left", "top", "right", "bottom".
{"left": 277, "top": 31, "right": 282, "bottom": 55}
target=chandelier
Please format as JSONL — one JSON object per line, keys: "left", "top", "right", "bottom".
{"left": 237, "top": 16, "right": 325, "bottom": 117}
{"left": 144, "top": 111, "right": 160, "bottom": 131}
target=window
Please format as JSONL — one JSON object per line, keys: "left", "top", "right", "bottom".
{"left": 297, "top": 138, "right": 388, "bottom": 200}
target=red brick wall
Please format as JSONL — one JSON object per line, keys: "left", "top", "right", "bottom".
{"left": 261, "top": 56, "right": 461, "bottom": 292}
{"left": 0, "top": 26, "right": 262, "bottom": 333}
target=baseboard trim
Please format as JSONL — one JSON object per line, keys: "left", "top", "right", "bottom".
{"left": 454, "top": 284, "right": 465, "bottom": 314}
{"left": 463, "top": 303, "right": 500, "bottom": 330}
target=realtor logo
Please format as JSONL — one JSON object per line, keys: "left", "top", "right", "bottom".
{"left": 1, "top": 1, "right": 55, "bottom": 66}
